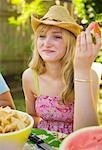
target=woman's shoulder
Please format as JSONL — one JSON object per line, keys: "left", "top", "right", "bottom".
{"left": 22, "top": 68, "right": 35, "bottom": 87}
{"left": 22, "top": 68, "right": 38, "bottom": 95}
{"left": 22, "top": 68, "right": 33, "bottom": 80}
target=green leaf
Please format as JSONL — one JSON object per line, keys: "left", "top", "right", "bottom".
{"left": 11, "top": 0, "right": 23, "bottom": 5}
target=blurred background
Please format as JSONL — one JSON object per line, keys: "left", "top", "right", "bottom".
{"left": 0, "top": 0, "right": 102, "bottom": 119}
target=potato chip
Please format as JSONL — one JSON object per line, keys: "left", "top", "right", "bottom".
{"left": 0, "top": 107, "right": 30, "bottom": 133}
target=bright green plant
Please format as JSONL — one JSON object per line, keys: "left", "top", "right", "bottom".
{"left": 8, "top": 0, "right": 55, "bottom": 26}
{"left": 8, "top": 0, "right": 102, "bottom": 26}
{"left": 73, "top": 0, "right": 102, "bottom": 25}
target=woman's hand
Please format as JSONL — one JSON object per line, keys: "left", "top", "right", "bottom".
{"left": 74, "top": 28, "right": 101, "bottom": 72}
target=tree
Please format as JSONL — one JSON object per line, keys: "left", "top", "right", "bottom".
{"left": 73, "top": 0, "right": 102, "bottom": 26}
{"left": 8, "top": 0, "right": 102, "bottom": 26}
{"left": 8, "top": 0, "right": 55, "bottom": 26}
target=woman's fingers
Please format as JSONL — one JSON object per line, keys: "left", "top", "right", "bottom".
{"left": 94, "top": 33, "right": 101, "bottom": 54}
{"left": 80, "top": 31, "right": 86, "bottom": 52}
{"left": 76, "top": 35, "right": 80, "bottom": 49}
{"left": 85, "top": 29, "right": 93, "bottom": 51}
{"left": 75, "top": 29, "right": 101, "bottom": 58}
{"left": 74, "top": 27, "right": 101, "bottom": 70}
{"left": 95, "top": 33, "right": 101, "bottom": 45}
{"left": 75, "top": 35, "right": 81, "bottom": 56}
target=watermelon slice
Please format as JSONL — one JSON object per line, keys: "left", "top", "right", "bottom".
{"left": 59, "top": 126, "right": 102, "bottom": 150}
{"left": 87, "top": 22, "right": 101, "bottom": 36}
{"left": 87, "top": 22, "right": 101, "bottom": 44}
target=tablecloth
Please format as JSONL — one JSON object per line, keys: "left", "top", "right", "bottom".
{"left": 23, "top": 128, "right": 68, "bottom": 150}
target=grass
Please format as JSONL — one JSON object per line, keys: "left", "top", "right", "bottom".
{"left": 13, "top": 91, "right": 26, "bottom": 112}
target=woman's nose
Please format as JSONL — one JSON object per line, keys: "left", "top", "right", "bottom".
{"left": 44, "top": 37, "right": 52, "bottom": 47}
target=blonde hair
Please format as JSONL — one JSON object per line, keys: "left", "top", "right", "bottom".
{"left": 29, "top": 24, "right": 76, "bottom": 104}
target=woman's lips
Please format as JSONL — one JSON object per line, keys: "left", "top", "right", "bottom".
{"left": 42, "top": 50, "right": 56, "bottom": 53}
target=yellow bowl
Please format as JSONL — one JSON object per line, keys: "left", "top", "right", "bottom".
{"left": 0, "top": 109, "right": 34, "bottom": 150}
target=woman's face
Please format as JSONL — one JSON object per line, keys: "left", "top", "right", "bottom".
{"left": 37, "top": 26, "right": 67, "bottom": 63}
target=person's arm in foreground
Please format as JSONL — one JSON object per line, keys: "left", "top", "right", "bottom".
{"left": 73, "top": 28, "right": 101, "bottom": 130}
{"left": 0, "top": 73, "right": 15, "bottom": 109}
{"left": 0, "top": 92, "right": 15, "bottom": 109}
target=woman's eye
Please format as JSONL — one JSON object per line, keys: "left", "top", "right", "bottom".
{"left": 54, "top": 36, "right": 62, "bottom": 39}
{"left": 39, "top": 35, "right": 46, "bottom": 38}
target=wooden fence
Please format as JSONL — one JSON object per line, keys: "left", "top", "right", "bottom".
{"left": 0, "top": 0, "right": 32, "bottom": 75}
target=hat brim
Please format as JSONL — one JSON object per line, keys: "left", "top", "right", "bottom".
{"left": 31, "top": 16, "right": 83, "bottom": 37}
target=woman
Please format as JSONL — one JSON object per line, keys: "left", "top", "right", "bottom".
{"left": 0, "top": 73, "right": 15, "bottom": 109}
{"left": 22, "top": 5, "right": 101, "bottom": 134}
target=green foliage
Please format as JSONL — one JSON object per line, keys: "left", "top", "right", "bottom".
{"left": 96, "top": 49, "right": 102, "bottom": 63}
{"left": 73, "top": 0, "right": 102, "bottom": 25}
{"left": 8, "top": 0, "right": 55, "bottom": 26}
{"left": 8, "top": 0, "right": 102, "bottom": 27}
{"left": 10, "top": 0, "right": 22, "bottom": 5}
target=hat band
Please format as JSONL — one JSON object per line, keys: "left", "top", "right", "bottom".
{"left": 41, "top": 17, "right": 61, "bottom": 22}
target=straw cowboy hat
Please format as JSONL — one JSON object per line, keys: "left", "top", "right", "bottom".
{"left": 31, "top": 5, "right": 83, "bottom": 37}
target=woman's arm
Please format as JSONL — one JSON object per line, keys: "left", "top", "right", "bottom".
{"left": 74, "top": 69, "right": 99, "bottom": 130}
{"left": 22, "top": 68, "right": 40, "bottom": 127}
{"left": 73, "top": 28, "right": 101, "bottom": 130}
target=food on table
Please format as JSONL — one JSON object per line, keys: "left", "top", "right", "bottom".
{"left": 88, "top": 22, "right": 101, "bottom": 36}
{"left": 0, "top": 106, "right": 34, "bottom": 150}
{"left": 87, "top": 22, "right": 101, "bottom": 44}
{"left": 59, "top": 126, "right": 102, "bottom": 150}
{"left": 0, "top": 106, "right": 30, "bottom": 133}
{"left": 51, "top": 131, "right": 68, "bottom": 141}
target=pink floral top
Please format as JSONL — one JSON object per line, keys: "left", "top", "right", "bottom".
{"left": 35, "top": 95, "right": 74, "bottom": 134}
